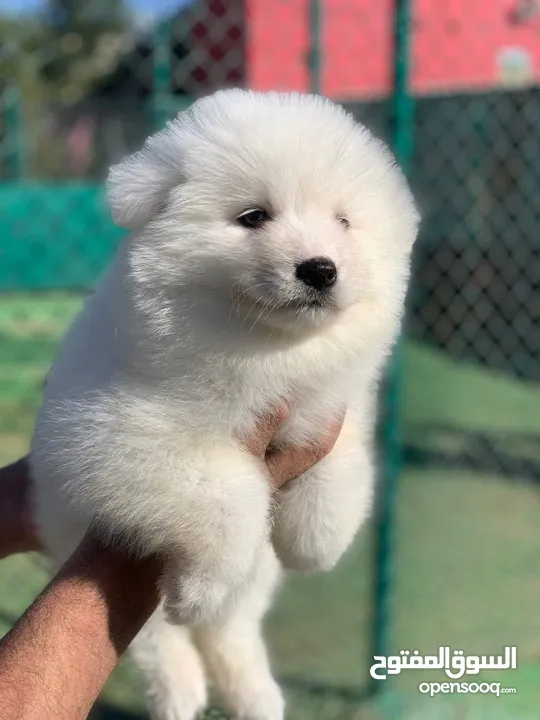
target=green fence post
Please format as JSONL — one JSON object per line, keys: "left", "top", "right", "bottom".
{"left": 309, "top": 0, "right": 322, "bottom": 93}
{"left": 153, "top": 19, "right": 172, "bottom": 130}
{"left": 371, "top": 0, "right": 414, "bottom": 694}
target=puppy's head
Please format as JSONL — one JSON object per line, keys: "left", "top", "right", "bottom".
{"left": 108, "top": 90, "right": 419, "bottom": 335}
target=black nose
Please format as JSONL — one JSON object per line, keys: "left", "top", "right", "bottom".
{"left": 295, "top": 257, "right": 337, "bottom": 291}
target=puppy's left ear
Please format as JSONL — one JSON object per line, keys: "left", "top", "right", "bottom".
{"left": 107, "top": 124, "right": 185, "bottom": 230}
{"left": 106, "top": 147, "right": 167, "bottom": 230}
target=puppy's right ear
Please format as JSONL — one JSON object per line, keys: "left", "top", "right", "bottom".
{"left": 107, "top": 147, "right": 170, "bottom": 230}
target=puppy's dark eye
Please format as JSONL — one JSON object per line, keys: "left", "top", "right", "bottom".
{"left": 337, "top": 215, "right": 350, "bottom": 229}
{"left": 237, "top": 209, "right": 270, "bottom": 229}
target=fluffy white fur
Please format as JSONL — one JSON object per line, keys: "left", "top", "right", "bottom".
{"left": 30, "top": 90, "right": 419, "bottom": 720}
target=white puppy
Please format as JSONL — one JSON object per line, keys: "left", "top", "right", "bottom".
{"left": 30, "top": 90, "right": 418, "bottom": 720}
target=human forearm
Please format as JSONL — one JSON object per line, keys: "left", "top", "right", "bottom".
{"left": 0, "top": 534, "right": 162, "bottom": 720}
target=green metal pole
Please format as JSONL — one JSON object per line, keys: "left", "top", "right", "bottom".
{"left": 153, "top": 19, "right": 172, "bottom": 130}
{"left": 371, "top": 0, "right": 414, "bottom": 694}
{"left": 392, "top": 0, "right": 414, "bottom": 171}
{"left": 309, "top": 0, "right": 322, "bottom": 93}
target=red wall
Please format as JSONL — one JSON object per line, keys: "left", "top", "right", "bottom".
{"left": 247, "top": 0, "right": 312, "bottom": 92}
{"left": 247, "top": 0, "right": 540, "bottom": 98}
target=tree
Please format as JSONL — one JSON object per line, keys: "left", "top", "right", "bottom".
{"left": 39, "top": 0, "right": 130, "bottom": 104}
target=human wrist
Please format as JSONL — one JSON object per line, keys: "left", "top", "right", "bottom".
{"left": 60, "top": 530, "right": 164, "bottom": 655}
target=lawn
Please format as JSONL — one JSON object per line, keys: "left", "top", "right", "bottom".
{"left": 0, "top": 295, "right": 539, "bottom": 719}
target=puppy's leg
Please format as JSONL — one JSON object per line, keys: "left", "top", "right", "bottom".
{"left": 131, "top": 607, "right": 207, "bottom": 720}
{"left": 33, "top": 393, "right": 271, "bottom": 626}
{"left": 194, "top": 547, "right": 284, "bottom": 720}
{"left": 271, "top": 412, "right": 374, "bottom": 571}
{"left": 146, "top": 444, "right": 272, "bottom": 626}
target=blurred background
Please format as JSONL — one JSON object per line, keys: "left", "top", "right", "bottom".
{"left": 0, "top": 0, "right": 539, "bottom": 718}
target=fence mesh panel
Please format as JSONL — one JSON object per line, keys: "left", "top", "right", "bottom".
{"left": 392, "top": 7, "right": 540, "bottom": 718}
{"left": 1, "top": 1, "right": 539, "bottom": 719}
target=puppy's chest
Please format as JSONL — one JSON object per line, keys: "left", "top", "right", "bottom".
{"left": 223, "top": 351, "right": 356, "bottom": 441}
{"left": 229, "top": 346, "right": 348, "bottom": 396}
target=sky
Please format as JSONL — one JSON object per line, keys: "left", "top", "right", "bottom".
{"left": 0, "top": 0, "right": 193, "bottom": 20}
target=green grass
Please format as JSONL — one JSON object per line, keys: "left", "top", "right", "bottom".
{"left": 1, "top": 295, "right": 539, "bottom": 719}
{"left": 403, "top": 341, "right": 540, "bottom": 436}
{"left": 0, "top": 294, "right": 81, "bottom": 454}
{"left": 402, "top": 341, "right": 540, "bottom": 469}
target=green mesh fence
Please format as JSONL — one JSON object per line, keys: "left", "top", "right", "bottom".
{"left": 391, "top": 5, "right": 540, "bottom": 720}
{"left": 1, "top": 1, "right": 540, "bottom": 719}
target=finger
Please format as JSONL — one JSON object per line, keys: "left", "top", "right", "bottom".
{"left": 266, "top": 410, "right": 346, "bottom": 489}
{"left": 0, "top": 456, "right": 30, "bottom": 487}
{"left": 241, "top": 401, "right": 290, "bottom": 458}
{"left": 266, "top": 444, "right": 321, "bottom": 489}
{"left": 0, "top": 456, "right": 42, "bottom": 557}
{"left": 323, "top": 409, "right": 346, "bottom": 448}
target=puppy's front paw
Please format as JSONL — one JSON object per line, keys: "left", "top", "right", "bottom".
{"left": 227, "top": 678, "right": 284, "bottom": 720}
{"left": 272, "top": 528, "right": 342, "bottom": 573}
{"left": 147, "top": 677, "right": 207, "bottom": 720}
{"left": 272, "top": 445, "right": 373, "bottom": 573}
{"left": 271, "top": 473, "right": 350, "bottom": 572}
{"left": 163, "top": 569, "right": 234, "bottom": 626}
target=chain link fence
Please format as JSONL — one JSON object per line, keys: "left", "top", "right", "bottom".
{"left": 392, "top": 4, "right": 540, "bottom": 718}
{"left": 1, "top": 1, "right": 539, "bottom": 719}
{"left": 406, "top": 89, "right": 540, "bottom": 480}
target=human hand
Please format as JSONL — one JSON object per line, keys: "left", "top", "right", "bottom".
{"left": 242, "top": 403, "right": 345, "bottom": 489}
{"left": 0, "top": 458, "right": 41, "bottom": 559}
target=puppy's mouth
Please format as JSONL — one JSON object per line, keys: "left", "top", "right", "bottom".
{"left": 285, "top": 291, "right": 335, "bottom": 311}
{"left": 231, "top": 276, "right": 341, "bottom": 330}
{"left": 241, "top": 292, "right": 338, "bottom": 324}
{"left": 239, "top": 294, "right": 326, "bottom": 315}
{"left": 284, "top": 290, "right": 338, "bottom": 311}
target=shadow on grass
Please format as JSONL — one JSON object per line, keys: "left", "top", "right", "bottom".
{"left": 89, "top": 704, "right": 146, "bottom": 720}
{"left": 279, "top": 675, "right": 375, "bottom": 703}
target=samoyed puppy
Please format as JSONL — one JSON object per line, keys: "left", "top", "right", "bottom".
{"left": 30, "top": 90, "right": 418, "bottom": 719}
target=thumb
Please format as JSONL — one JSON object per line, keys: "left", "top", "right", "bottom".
{"left": 242, "top": 401, "right": 291, "bottom": 457}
